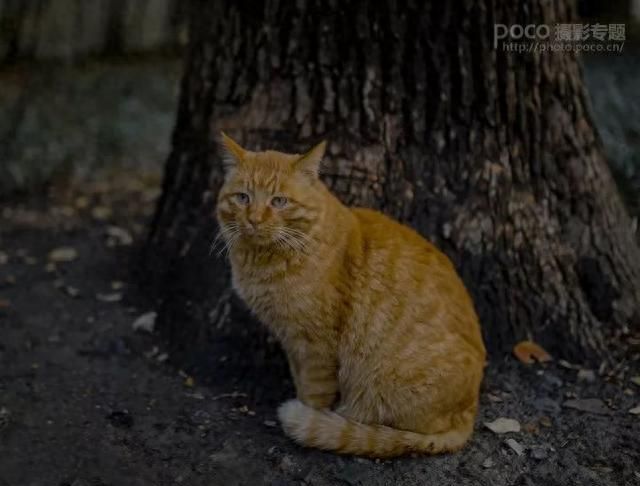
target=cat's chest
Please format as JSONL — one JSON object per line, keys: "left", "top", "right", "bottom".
{"left": 230, "top": 263, "right": 314, "bottom": 325}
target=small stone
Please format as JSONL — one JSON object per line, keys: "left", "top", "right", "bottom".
{"left": 530, "top": 447, "right": 548, "bottom": 460}
{"left": 504, "top": 438, "right": 525, "bottom": 456}
{"left": 484, "top": 417, "right": 521, "bottom": 434}
{"left": 279, "top": 455, "right": 297, "bottom": 474}
{"left": 106, "top": 226, "right": 133, "bottom": 246}
{"left": 482, "top": 457, "right": 495, "bottom": 468}
{"left": 23, "top": 256, "right": 37, "bottom": 265}
{"left": 0, "top": 407, "right": 10, "bottom": 431}
{"left": 65, "top": 286, "right": 80, "bottom": 298}
{"left": 558, "top": 359, "right": 581, "bottom": 370}
{"left": 577, "top": 369, "right": 596, "bottom": 383}
{"left": 184, "top": 376, "right": 195, "bottom": 388}
{"left": 629, "top": 405, "right": 640, "bottom": 415}
{"left": 630, "top": 376, "right": 640, "bottom": 387}
{"left": 132, "top": 311, "right": 157, "bottom": 333}
{"left": 48, "top": 247, "right": 78, "bottom": 263}
{"left": 44, "top": 262, "right": 56, "bottom": 273}
{"left": 0, "top": 251, "right": 8, "bottom": 265}
{"left": 532, "top": 397, "right": 560, "bottom": 414}
{"left": 264, "top": 420, "right": 277, "bottom": 427}
{"left": 156, "top": 353, "right": 169, "bottom": 363}
{"left": 0, "top": 299, "right": 10, "bottom": 309}
{"left": 96, "top": 292, "right": 123, "bottom": 303}
{"left": 111, "top": 281, "right": 124, "bottom": 290}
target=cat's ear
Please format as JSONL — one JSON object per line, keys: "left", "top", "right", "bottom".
{"left": 295, "top": 140, "right": 326, "bottom": 178}
{"left": 219, "top": 131, "right": 246, "bottom": 170}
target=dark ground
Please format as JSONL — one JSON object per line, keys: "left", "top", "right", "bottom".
{"left": 0, "top": 174, "right": 639, "bottom": 486}
{"left": 1, "top": 52, "right": 640, "bottom": 485}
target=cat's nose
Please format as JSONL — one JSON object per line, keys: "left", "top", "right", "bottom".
{"left": 247, "top": 217, "right": 261, "bottom": 231}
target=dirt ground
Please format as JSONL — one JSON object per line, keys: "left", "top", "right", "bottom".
{"left": 0, "top": 178, "right": 639, "bottom": 486}
{"left": 1, "top": 53, "right": 640, "bottom": 486}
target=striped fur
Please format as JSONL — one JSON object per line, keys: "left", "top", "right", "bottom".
{"left": 216, "top": 134, "right": 486, "bottom": 458}
{"left": 278, "top": 400, "right": 475, "bottom": 457}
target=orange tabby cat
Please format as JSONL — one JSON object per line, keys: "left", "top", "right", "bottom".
{"left": 216, "top": 132, "right": 486, "bottom": 457}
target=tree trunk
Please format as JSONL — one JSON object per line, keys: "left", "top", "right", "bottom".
{"left": 146, "top": 0, "right": 640, "bottom": 364}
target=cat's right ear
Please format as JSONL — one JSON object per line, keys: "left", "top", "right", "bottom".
{"left": 219, "top": 131, "right": 246, "bottom": 170}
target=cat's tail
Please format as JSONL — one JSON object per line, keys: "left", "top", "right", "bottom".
{"left": 277, "top": 399, "right": 473, "bottom": 458}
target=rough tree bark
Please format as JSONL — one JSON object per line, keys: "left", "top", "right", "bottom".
{"left": 146, "top": 0, "right": 640, "bottom": 364}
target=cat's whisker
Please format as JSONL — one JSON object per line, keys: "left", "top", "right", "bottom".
{"left": 209, "top": 223, "right": 240, "bottom": 256}
{"left": 215, "top": 226, "right": 242, "bottom": 258}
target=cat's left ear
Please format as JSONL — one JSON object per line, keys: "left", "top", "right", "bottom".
{"left": 219, "top": 131, "right": 246, "bottom": 170}
{"left": 295, "top": 140, "right": 326, "bottom": 178}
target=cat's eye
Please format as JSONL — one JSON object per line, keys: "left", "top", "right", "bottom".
{"left": 271, "top": 196, "right": 288, "bottom": 208}
{"left": 234, "top": 192, "right": 250, "bottom": 205}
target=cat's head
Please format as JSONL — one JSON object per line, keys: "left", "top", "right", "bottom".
{"left": 216, "top": 132, "right": 326, "bottom": 250}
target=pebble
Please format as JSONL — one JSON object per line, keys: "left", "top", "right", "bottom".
{"left": 0, "top": 407, "right": 10, "bottom": 431}
{"left": 106, "top": 225, "right": 133, "bottom": 246}
{"left": 96, "top": 292, "right": 123, "bottom": 303}
{"left": 577, "top": 369, "right": 596, "bottom": 383}
{"left": 530, "top": 447, "right": 549, "bottom": 460}
{"left": 65, "top": 286, "right": 80, "bottom": 298}
{"left": 505, "top": 438, "right": 525, "bottom": 456}
{"left": 532, "top": 397, "right": 561, "bottom": 414}
{"left": 482, "top": 457, "right": 495, "bottom": 468}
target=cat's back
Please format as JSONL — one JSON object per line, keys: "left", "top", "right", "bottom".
{"left": 347, "top": 207, "right": 483, "bottom": 353}
{"left": 349, "top": 207, "right": 448, "bottom": 267}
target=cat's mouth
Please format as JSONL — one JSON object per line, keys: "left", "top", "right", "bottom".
{"left": 241, "top": 227, "right": 276, "bottom": 245}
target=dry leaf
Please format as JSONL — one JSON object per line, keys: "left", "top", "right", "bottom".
{"left": 48, "top": 247, "right": 78, "bottom": 263}
{"left": 513, "top": 340, "right": 552, "bottom": 364}
{"left": 484, "top": 417, "right": 521, "bottom": 434}
{"left": 563, "top": 398, "right": 610, "bottom": 415}
{"left": 630, "top": 376, "right": 640, "bottom": 387}
{"left": 132, "top": 311, "right": 157, "bottom": 333}
{"left": 91, "top": 206, "right": 112, "bottom": 221}
{"left": 539, "top": 416, "right": 552, "bottom": 428}
{"left": 0, "top": 299, "right": 10, "bottom": 309}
